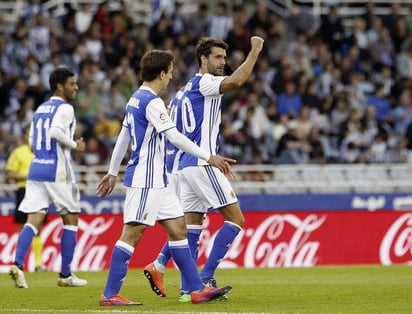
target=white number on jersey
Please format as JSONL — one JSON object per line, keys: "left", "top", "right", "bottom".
{"left": 182, "top": 96, "right": 196, "bottom": 133}
{"left": 35, "top": 118, "right": 52, "bottom": 151}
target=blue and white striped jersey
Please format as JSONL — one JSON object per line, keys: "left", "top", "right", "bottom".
{"left": 166, "top": 87, "right": 184, "bottom": 174}
{"left": 179, "top": 73, "right": 226, "bottom": 170}
{"left": 28, "top": 96, "right": 76, "bottom": 183}
{"left": 123, "top": 86, "right": 175, "bottom": 188}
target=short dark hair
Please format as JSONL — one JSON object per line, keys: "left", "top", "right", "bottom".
{"left": 140, "top": 50, "right": 174, "bottom": 82}
{"left": 196, "top": 38, "right": 228, "bottom": 66}
{"left": 49, "top": 67, "right": 75, "bottom": 92}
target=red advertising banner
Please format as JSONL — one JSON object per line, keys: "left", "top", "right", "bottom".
{"left": 1, "top": 211, "right": 411, "bottom": 272}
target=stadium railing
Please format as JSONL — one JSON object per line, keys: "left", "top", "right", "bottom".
{"left": 2, "top": 163, "right": 412, "bottom": 197}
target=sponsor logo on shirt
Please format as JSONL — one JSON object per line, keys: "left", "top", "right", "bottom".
{"left": 160, "top": 112, "right": 169, "bottom": 123}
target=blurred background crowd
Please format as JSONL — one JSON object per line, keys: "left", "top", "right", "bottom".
{"left": 1, "top": 0, "right": 412, "bottom": 171}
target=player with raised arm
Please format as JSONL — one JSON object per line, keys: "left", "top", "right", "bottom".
{"left": 144, "top": 36, "right": 264, "bottom": 301}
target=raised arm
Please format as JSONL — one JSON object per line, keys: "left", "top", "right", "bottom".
{"left": 220, "top": 36, "right": 264, "bottom": 93}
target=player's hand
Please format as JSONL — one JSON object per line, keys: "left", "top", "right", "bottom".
{"left": 96, "top": 174, "right": 117, "bottom": 198}
{"left": 207, "top": 155, "right": 236, "bottom": 175}
{"left": 75, "top": 137, "right": 86, "bottom": 152}
{"left": 250, "top": 36, "right": 264, "bottom": 52}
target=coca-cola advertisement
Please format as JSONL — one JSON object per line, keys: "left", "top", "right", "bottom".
{"left": 1, "top": 211, "right": 411, "bottom": 272}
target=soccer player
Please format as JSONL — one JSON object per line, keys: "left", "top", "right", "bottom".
{"left": 9, "top": 67, "right": 88, "bottom": 288}
{"left": 143, "top": 36, "right": 264, "bottom": 301}
{"left": 97, "top": 49, "right": 234, "bottom": 306}
{"left": 6, "top": 126, "right": 46, "bottom": 272}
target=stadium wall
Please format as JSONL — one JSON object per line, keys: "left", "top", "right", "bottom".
{"left": 1, "top": 194, "right": 411, "bottom": 272}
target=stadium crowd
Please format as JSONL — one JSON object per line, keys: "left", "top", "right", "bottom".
{"left": 1, "top": 0, "right": 412, "bottom": 171}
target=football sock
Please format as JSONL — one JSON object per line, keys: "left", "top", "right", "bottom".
{"left": 169, "top": 239, "right": 204, "bottom": 293}
{"left": 103, "top": 241, "right": 134, "bottom": 298}
{"left": 32, "top": 235, "right": 43, "bottom": 268}
{"left": 187, "top": 225, "right": 202, "bottom": 261}
{"left": 60, "top": 225, "right": 77, "bottom": 277}
{"left": 200, "top": 221, "right": 241, "bottom": 280}
{"left": 155, "top": 241, "right": 171, "bottom": 273}
{"left": 15, "top": 223, "right": 37, "bottom": 268}
{"left": 180, "top": 225, "right": 202, "bottom": 293}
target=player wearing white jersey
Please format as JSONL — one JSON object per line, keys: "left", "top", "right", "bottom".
{"left": 97, "top": 50, "right": 234, "bottom": 306}
{"left": 143, "top": 36, "right": 264, "bottom": 301}
{"left": 9, "top": 67, "right": 88, "bottom": 289}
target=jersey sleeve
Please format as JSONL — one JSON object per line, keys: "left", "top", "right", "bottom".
{"left": 199, "top": 73, "right": 227, "bottom": 96}
{"left": 146, "top": 98, "right": 176, "bottom": 133}
{"left": 51, "top": 103, "right": 74, "bottom": 129}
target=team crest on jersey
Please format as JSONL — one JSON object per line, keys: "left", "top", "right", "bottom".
{"left": 230, "top": 190, "right": 236, "bottom": 198}
{"left": 159, "top": 112, "right": 169, "bottom": 123}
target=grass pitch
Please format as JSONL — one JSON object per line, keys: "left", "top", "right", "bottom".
{"left": 1, "top": 265, "right": 411, "bottom": 313}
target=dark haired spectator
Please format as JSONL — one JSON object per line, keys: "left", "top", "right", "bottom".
{"left": 369, "top": 27, "right": 395, "bottom": 69}
{"left": 149, "top": 14, "right": 174, "bottom": 49}
{"left": 225, "top": 6, "right": 251, "bottom": 55}
{"left": 246, "top": 2, "right": 272, "bottom": 34}
{"left": 319, "top": 5, "right": 344, "bottom": 58}
{"left": 185, "top": 3, "right": 209, "bottom": 42}
{"left": 277, "top": 80, "right": 302, "bottom": 118}
{"left": 276, "top": 120, "right": 311, "bottom": 164}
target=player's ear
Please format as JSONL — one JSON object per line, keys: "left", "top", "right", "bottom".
{"left": 200, "top": 55, "right": 208, "bottom": 66}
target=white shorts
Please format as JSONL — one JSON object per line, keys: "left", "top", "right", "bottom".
{"left": 178, "top": 165, "right": 238, "bottom": 214}
{"left": 19, "top": 180, "right": 80, "bottom": 214}
{"left": 167, "top": 172, "right": 180, "bottom": 198}
{"left": 123, "top": 183, "right": 183, "bottom": 226}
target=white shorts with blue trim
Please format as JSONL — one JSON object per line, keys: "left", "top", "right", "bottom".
{"left": 123, "top": 183, "right": 183, "bottom": 226}
{"left": 178, "top": 165, "right": 238, "bottom": 213}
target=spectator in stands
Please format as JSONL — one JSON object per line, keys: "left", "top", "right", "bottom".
{"left": 74, "top": 3, "right": 94, "bottom": 35}
{"left": 255, "top": 56, "right": 276, "bottom": 99}
{"left": 362, "top": 1, "right": 376, "bottom": 30}
{"left": 27, "top": 12, "right": 50, "bottom": 64}
{"left": 246, "top": 1, "right": 272, "bottom": 34}
{"left": 383, "top": 2, "right": 403, "bottom": 40}
{"left": 352, "top": 18, "right": 370, "bottom": 62}
{"left": 369, "top": 27, "right": 395, "bottom": 69}
{"left": 22, "top": 0, "right": 48, "bottom": 25}
{"left": 78, "top": 135, "right": 107, "bottom": 166}
{"left": 0, "top": 32, "right": 15, "bottom": 77}
{"left": 40, "top": 53, "right": 63, "bottom": 91}
{"left": 275, "top": 120, "right": 311, "bottom": 164}
{"left": 228, "top": 107, "right": 261, "bottom": 164}
{"left": 396, "top": 43, "right": 412, "bottom": 80}
{"left": 366, "top": 132, "right": 388, "bottom": 163}
{"left": 366, "top": 83, "right": 393, "bottom": 124}
{"left": 277, "top": 80, "right": 302, "bottom": 118}
{"left": 184, "top": 3, "right": 209, "bottom": 42}
{"left": 8, "top": 18, "right": 30, "bottom": 76}
{"left": 75, "top": 78, "right": 102, "bottom": 138}
{"left": 83, "top": 21, "right": 104, "bottom": 64}
{"left": 319, "top": 5, "right": 344, "bottom": 58}
{"left": 392, "top": 17, "right": 409, "bottom": 53}
{"left": 393, "top": 88, "right": 412, "bottom": 136}
{"left": 149, "top": 13, "right": 174, "bottom": 49}
{"left": 225, "top": 6, "right": 251, "bottom": 56}
{"left": 207, "top": 2, "right": 232, "bottom": 40}
{"left": 292, "top": 104, "right": 314, "bottom": 141}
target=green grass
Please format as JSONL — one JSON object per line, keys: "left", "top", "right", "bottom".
{"left": 1, "top": 265, "right": 411, "bottom": 313}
